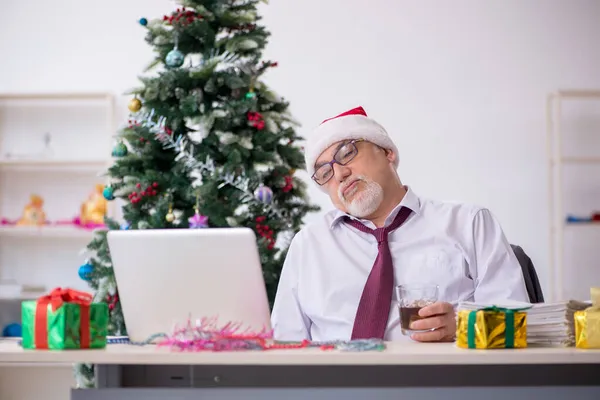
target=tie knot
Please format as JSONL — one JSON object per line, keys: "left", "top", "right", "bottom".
{"left": 374, "top": 227, "right": 387, "bottom": 243}
{"left": 343, "top": 206, "right": 413, "bottom": 242}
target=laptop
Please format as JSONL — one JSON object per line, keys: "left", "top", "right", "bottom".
{"left": 107, "top": 227, "right": 272, "bottom": 342}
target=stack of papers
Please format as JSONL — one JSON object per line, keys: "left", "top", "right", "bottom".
{"left": 457, "top": 300, "right": 591, "bottom": 346}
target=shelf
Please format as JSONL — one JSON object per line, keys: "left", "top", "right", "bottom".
{"left": 0, "top": 293, "right": 45, "bottom": 301}
{"left": 547, "top": 88, "right": 600, "bottom": 302}
{"left": 551, "top": 156, "right": 600, "bottom": 164}
{"left": 0, "top": 225, "right": 105, "bottom": 239}
{"left": 0, "top": 91, "right": 115, "bottom": 310}
{"left": 564, "top": 221, "right": 600, "bottom": 228}
{"left": 0, "top": 92, "right": 112, "bottom": 100}
{"left": 0, "top": 93, "right": 114, "bottom": 109}
{"left": 0, "top": 158, "right": 110, "bottom": 172}
{"left": 553, "top": 90, "right": 600, "bottom": 99}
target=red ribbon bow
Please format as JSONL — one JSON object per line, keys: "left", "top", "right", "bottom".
{"left": 35, "top": 287, "right": 93, "bottom": 349}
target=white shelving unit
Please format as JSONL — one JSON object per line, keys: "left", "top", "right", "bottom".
{"left": 0, "top": 225, "right": 101, "bottom": 239}
{"left": 0, "top": 93, "right": 116, "bottom": 318}
{"left": 547, "top": 89, "right": 600, "bottom": 303}
{"left": 0, "top": 158, "right": 109, "bottom": 171}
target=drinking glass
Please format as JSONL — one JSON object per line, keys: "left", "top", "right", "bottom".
{"left": 396, "top": 284, "right": 439, "bottom": 335}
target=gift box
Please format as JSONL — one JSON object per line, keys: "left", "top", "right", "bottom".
{"left": 456, "top": 306, "right": 528, "bottom": 349}
{"left": 574, "top": 287, "right": 600, "bottom": 349}
{"left": 21, "top": 287, "right": 108, "bottom": 350}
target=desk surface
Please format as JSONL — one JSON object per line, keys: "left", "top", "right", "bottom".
{"left": 1, "top": 339, "right": 599, "bottom": 365}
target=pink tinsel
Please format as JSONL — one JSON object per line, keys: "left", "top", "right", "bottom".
{"left": 151, "top": 318, "right": 385, "bottom": 353}
{"left": 156, "top": 317, "right": 278, "bottom": 352}
{"left": 54, "top": 217, "right": 106, "bottom": 230}
{"left": 0, "top": 217, "right": 105, "bottom": 230}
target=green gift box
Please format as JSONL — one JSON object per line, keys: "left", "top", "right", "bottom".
{"left": 21, "top": 287, "right": 109, "bottom": 350}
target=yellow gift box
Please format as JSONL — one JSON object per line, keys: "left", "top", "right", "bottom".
{"left": 457, "top": 306, "right": 528, "bottom": 349}
{"left": 574, "top": 287, "right": 600, "bottom": 349}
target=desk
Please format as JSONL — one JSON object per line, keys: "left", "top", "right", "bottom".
{"left": 1, "top": 340, "right": 600, "bottom": 400}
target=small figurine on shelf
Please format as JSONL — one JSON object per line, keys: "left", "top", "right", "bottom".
{"left": 79, "top": 184, "right": 108, "bottom": 226}
{"left": 16, "top": 194, "right": 47, "bottom": 226}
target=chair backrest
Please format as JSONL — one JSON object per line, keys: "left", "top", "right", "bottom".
{"left": 510, "top": 244, "right": 544, "bottom": 303}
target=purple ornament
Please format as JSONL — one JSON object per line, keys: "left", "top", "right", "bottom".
{"left": 254, "top": 184, "right": 273, "bottom": 204}
{"left": 189, "top": 212, "right": 208, "bottom": 229}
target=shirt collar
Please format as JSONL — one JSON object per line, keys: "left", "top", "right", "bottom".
{"left": 329, "top": 185, "right": 421, "bottom": 230}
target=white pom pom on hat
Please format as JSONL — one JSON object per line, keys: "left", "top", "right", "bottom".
{"left": 304, "top": 106, "right": 399, "bottom": 179}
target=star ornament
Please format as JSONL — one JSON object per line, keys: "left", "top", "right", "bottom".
{"left": 189, "top": 212, "right": 208, "bottom": 229}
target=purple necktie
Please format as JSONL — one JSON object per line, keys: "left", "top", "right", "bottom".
{"left": 344, "top": 207, "right": 413, "bottom": 340}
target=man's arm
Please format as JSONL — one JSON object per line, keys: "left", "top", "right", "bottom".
{"left": 470, "top": 208, "right": 530, "bottom": 303}
{"left": 410, "top": 207, "right": 529, "bottom": 342}
{"left": 271, "top": 235, "right": 312, "bottom": 340}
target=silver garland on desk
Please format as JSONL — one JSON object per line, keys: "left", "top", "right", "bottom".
{"left": 104, "top": 336, "right": 386, "bottom": 352}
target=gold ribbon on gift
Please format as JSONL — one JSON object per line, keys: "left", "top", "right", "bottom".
{"left": 574, "top": 287, "right": 600, "bottom": 349}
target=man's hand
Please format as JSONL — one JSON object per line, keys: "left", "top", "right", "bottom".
{"left": 409, "top": 301, "right": 456, "bottom": 342}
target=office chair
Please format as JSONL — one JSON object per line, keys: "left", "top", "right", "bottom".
{"left": 511, "top": 244, "right": 544, "bottom": 303}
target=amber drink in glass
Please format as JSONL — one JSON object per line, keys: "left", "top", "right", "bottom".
{"left": 396, "top": 284, "right": 439, "bottom": 335}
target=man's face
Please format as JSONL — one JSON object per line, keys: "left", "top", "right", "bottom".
{"left": 313, "top": 140, "right": 397, "bottom": 218}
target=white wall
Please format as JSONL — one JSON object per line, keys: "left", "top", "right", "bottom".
{"left": 2, "top": 0, "right": 600, "bottom": 300}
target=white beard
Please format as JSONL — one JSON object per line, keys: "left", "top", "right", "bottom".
{"left": 338, "top": 175, "right": 384, "bottom": 218}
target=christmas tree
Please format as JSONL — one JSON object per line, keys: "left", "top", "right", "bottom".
{"left": 75, "top": 0, "right": 319, "bottom": 387}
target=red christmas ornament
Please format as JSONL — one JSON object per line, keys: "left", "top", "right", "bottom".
{"left": 163, "top": 7, "right": 203, "bottom": 26}
{"left": 282, "top": 175, "right": 293, "bottom": 193}
{"left": 247, "top": 112, "right": 265, "bottom": 130}
{"left": 128, "top": 183, "right": 159, "bottom": 204}
{"left": 127, "top": 119, "right": 141, "bottom": 129}
{"left": 255, "top": 216, "right": 275, "bottom": 250}
{"left": 247, "top": 112, "right": 261, "bottom": 121}
{"left": 106, "top": 293, "right": 119, "bottom": 311}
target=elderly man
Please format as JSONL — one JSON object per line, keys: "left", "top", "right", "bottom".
{"left": 271, "top": 106, "right": 529, "bottom": 342}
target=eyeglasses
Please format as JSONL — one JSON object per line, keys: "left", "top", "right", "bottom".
{"left": 312, "top": 139, "right": 364, "bottom": 185}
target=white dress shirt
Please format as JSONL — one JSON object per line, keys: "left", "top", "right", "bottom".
{"left": 271, "top": 186, "right": 529, "bottom": 341}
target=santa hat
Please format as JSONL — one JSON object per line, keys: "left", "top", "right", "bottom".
{"left": 304, "top": 106, "right": 399, "bottom": 179}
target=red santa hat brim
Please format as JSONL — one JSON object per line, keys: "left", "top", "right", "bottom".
{"left": 304, "top": 106, "right": 399, "bottom": 182}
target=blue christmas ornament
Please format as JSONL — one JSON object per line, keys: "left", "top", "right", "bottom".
{"left": 103, "top": 185, "right": 115, "bottom": 200}
{"left": 120, "top": 221, "right": 131, "bottom": 230}
{"left": 78, "top": 261, "right": 94, "bottom": 281}
{"left": 139, "top": 17, "right": 148, "bottom": 26}
{"left": 2, "top": 323, "right": 21, "bottom": 337}
{"left": 254, "top": 184, "right": 273, "bottom": 204}
{"left": 165, "top": 48, "right": 185, "bottom": 68}
{"left": 111, "top": 141, "right": 128, "bottom": 157}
